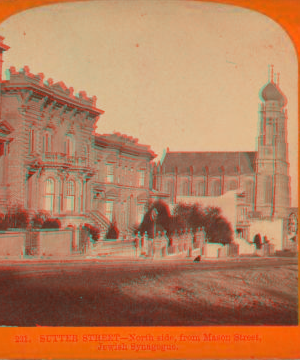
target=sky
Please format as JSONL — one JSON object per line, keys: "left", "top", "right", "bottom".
{"left": 0, "top": 0, "right": 298, "bottom": 206}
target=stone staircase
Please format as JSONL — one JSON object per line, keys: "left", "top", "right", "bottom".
{"left": 88, "top": 210, "right": 110, "bottom": 237}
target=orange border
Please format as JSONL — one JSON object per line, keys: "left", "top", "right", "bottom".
{"left": 0, "top": 0, "right": 299, "bottom": 359}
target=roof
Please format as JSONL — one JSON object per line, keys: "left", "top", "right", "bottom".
{"left": 94, "top": 133, "right": 156, "bottom": 160}
{"left": 4, "top": 66, "right": 104, "bottom": 116}
{"left": 161, "top": 151, "right": 256, "bottom": 176}
{"left": 261, "top": 81, "right": 286, "bottom": 106}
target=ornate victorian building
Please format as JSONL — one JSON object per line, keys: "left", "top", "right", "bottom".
{"left": 0, "top": 36, "right": 155, "bottom": 237}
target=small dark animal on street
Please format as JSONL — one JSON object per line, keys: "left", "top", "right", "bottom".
{"left": 194, "top": 256, "right": 201, "bottom": 262}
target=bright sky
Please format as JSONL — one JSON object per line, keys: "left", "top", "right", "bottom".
{"left": 0, "top": 0, "right": 298, "bottom": 206}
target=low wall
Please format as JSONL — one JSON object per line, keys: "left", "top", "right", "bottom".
{"left": 90, "top": 240, "right": 136, "bottom": 258}
{"left": 39, "top": 230, "right": 72, "bottom": 257}
{"left": 0, "top": 231, "right": 26, "bottom": 257}
{"left": 203, "top": 243, "right": 224, "bottom": 258}
{"left": 249, "top": 219, "right": 283, "bottom": 251}
{"left": 234, "top": 237, "right": 255, "bottom": 255}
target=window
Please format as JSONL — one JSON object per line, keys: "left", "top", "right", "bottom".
{"left": 138, "top": 170, "right": 145, "bottom": 187}
{"left": 264, "top": 176, "right": 272, "bottom": 204}
{"left": 245, "top": 181, "right": 253, "bottom": 204}
{"left": 196, "top": 181, "right": 205, "bottom": 196}
{"left": 211, "top": 180, "right": 221, "bottom": 196}
{"left": 105, "top": 201, "right": 114, "bottom": 222}
{"left": 44, "top": 178, "right": 55, "bottom": 213}
{"left": 129, "top": 167, "right": 134, "bottom": 186}
{"left": 0, "top": 142, "right": 4, "bottom": 156}
{"left": 137, "top": 204, "right": 145, "bottom": 224}
{"left": 66, "top": 180, "right": 75, "bottom": 212}
{"left": 227, "top": 180, "right": 237, "bottom": 191}
{"left": 164, "top": 181, "right": 171, "bottom": 193}
{"left": 124, "top": 166, "right": 128, "bottom": 185}
{"left": 29, "top": 129, "right": 35, "bottom": 153}
{"left": 43, "top": 131, "right": 52, "bottom": 153}
{"left": 83, "top": 145, "right": 89, "bottom": 164}
{"left": 106, "top": 164, "right": 114, "bottom": 183}
{"left": 65, "top": 135, "right": 75, "bottom": 156}
{"left": 181, "top": 181, "right": 188, "bottom": 196}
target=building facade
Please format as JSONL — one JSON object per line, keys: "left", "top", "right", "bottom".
{"left": 0, "top": 36, "right": 155, "bottom": 237}
{"left": 153, "top": 71, "right": 296, "bottom": 250}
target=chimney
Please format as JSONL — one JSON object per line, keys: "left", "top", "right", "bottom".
{"left": 0, "top": 36, "right": 10, "bottom": 82}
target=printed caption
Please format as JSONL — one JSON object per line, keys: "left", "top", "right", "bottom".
{"left": 14, "top": 332, "right": 262, "bottom": 352}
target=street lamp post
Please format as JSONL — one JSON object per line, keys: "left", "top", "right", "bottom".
{"left": 151, "top": 208, "right": 158, "bottom": 258}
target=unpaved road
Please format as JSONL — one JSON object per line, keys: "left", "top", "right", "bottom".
{"left": 0, "top": 257, "right": 297, "bottom": 326}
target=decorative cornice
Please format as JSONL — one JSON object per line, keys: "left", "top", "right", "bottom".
{"left": 4, "top": 66, "right": 104, "bottom": 116}
{"left": 95, "top": 132, "right": 156, "bottom": 160}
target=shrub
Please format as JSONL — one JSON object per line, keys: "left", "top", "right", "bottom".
{"left": 42, "top": 218, "right": 61, "bottom": 229}
{"left": 105, "top": 221, "right": 119, "bottom": 240}
{"left": 5, "top": 206, "right": 30, "bottom": 229}
{"left": 31, "top": 211, "right": 50, "bottom": 229}
{"left": 138, "top": 200, "right": 172, "bottom": 238}
{"left": 0, "top": 213, "right": 8, "bottom": 231}
{"left": 84, "top": 223, "right": 100, "bottom": 242}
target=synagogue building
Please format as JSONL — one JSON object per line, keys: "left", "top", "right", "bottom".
{"left": 0, "top": 36, "right": 297, "bottom": 252}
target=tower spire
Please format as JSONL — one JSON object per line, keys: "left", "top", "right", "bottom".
{"left": 270, "top": 64, "right": 274, "bottom": 83}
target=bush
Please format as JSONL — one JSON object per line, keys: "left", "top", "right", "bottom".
{"left": 4, "top": 206, "right": 30, "bottom": 229}
{"left": 171, "top": 203, "right": 233, "bottom": 245}
{"left": 42, "top": 218, "right": 61, "bottom": 229}
{"left": 84, "top": 223, "right": 100, "bottom": 242}
{"left": 31, "top": 211, "right": 50, "bottom": 229}
{"left": 0, "top": 213, "right": 8, "bottom": 231}
{"left": 138, "top": 200, "right": 172, "bottom": 238}
{"left": 106, "top": 221, "right": 119, "bottom": 240}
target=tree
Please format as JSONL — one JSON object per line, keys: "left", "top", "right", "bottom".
{"left": 172, "top": 204, "right": 233, "bottom": 244}
{"left": 172, "top": 202, "right": 205, "bottom": 233}
{"left": 138, "top": 200, "right": 171, "bottom": 238}
{"left": 203, "top": 206, "right": 233, "bottom": 245}
{"left": 106, "top": 221, "right": 119, "bottom": 240}
{"left": 253, "top": 234, "right": 262, "bottom": 249}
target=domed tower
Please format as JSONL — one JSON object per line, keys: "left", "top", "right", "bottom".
{"left": 255, "top": 68, "right": 290, "bottom": 218}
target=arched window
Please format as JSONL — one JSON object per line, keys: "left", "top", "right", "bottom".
{"left": 138, "top": 169, "right": 145, "bottom": 187}
{"left": 227, "top": 180, "right": 237, "bottom": 191}
{"left": 196, "top": 181, "right": 205, "bottom": 196}
{"left": 264, "top": 176, "right": 272, "bottom": 204}
{"left": 129, "top": 167, "right": 134, "bottom": 186}
{"left": 66, "top": 180, "right": 75, "bottom": 212}
{"left": 106, "top": 164, "right": 114, "bottom": 183}
{"left": 164, "top": 181, "right": 170, "bottom": 193}
{"left": 44, "top": 178, "right": 55, "bottom": 213}
{"left": 65, "top": 135, "right": 75, "bottom": 156}
{"left": 211, "top": 180, "right": 221, "bottom": 196}
{"left": 181, "top": 181, "right": 189, "bottom": 196}
{"left": 245, "top": 180, "right": 254, "bottom": 204}
{"left": 43, "top": 131, "right": 52, "bottom": 153}
{"left": 29, "top": 128, "right": 35, "bottom": 153}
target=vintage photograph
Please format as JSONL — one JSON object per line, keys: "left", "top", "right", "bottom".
{"left": 0, "top": 0, "right": 297, "bottom": 327}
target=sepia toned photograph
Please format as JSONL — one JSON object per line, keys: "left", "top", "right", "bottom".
{"left": 0, "top": 0, "right": 297, "bottom": 329}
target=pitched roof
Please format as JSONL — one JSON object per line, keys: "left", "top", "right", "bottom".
{"left": 161, "top": 151, "right": 256, "bottom": 176}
